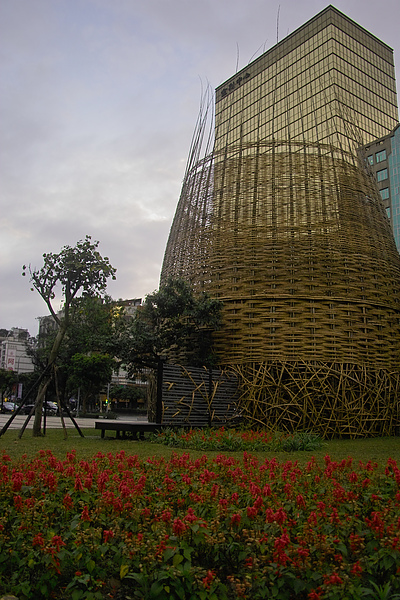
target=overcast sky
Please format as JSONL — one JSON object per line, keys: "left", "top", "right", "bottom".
{"left": 1, "top": 0, "right": 399, "bottom": 337}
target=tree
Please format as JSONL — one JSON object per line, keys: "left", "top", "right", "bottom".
{"left": 40, "top": 295, "right": 120, "bottom": 406}
{"left": 69, "top": 352, "right": 115, "bottom": 413}
{"left": 116, "top": 277, "right": 223, "bottom": 373}
{"left": 0, "top": 369, "right": 17, "bottom": 410}
{"left": 109, "top": 384, "right": 145, "bottom": 406}
{"left": 23, "top": 236, "right": 116, "bottom": 436}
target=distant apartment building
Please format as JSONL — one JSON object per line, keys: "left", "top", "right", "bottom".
{"left": 360, "top": 124, "right": 400, "bottom": 251}
{"left": 0, "top": 328, "right": 34, "bottom": 374}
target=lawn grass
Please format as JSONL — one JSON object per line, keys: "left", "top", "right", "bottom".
{"left": 0, "top": 427, "right": 399, "bottom": 465}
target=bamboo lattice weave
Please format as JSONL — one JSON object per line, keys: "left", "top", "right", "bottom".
{"left": 162, "top": 141, "right": 400, "bottom": 370}
{"left": 231, "top": 361, "right": 400, "bottom": 438}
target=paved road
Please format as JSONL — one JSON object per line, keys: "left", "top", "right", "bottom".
{"left": 0, "top": 413, "right": 144, "bottom": 431}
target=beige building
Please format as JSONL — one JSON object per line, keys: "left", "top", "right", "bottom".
{"left": 0, "top": 328, "right": 34, "bottom": 374}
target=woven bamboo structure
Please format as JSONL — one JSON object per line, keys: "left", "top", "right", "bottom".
{"left": 161, "top": 8, "right": 400, "bottom": 437}
{"left": 161, "top": 133, "right": 400, "bottom": 437}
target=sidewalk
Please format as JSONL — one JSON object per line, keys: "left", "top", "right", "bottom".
{"left": 0, "top": 413, "right": 145, "bottom": 431}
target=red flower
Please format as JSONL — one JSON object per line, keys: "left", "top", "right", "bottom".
{"left": 308, "top": 589, "right": 323, "bottom": 599}
{"left": 74, "top": 475, "right": 84, "bottom": 491}
{"left": 103, "top": 529, "right": 114, "bottom": 544}
{"left": 13, "top": 495, "right": 23, "bottom": 511}
{"left": 323, "top": 572, "right": 343, "bottom": 585}
{"left": 202, "top": 570, "right": 215, "bottom": 589}
{"left": 12, "top": 472, "right": 23, "bottom": 491}
{"left": 32, "top": 532, "right": 45, "bottom": 547}
{"left": 51, "top": 535, "right": 65, "bottom": 553}
{"left": 155, "top": 535, "right": 168, "bottom": 557}
{"left": 274, "top": 507, "right": 287, "bottom": 525}
{"left": 172, "top": 518, "right": 187, "bottom": 536}
{"left": 329, "top": 508, "right": 341, "bottom": 525}
{"left": 308, "top": 511, "right": 317, "bottom": 526}
{"left": 184, "top": 507, "right": 197, "bottom": 523}
{"left": 230, "top": 512, "right": 242, "bottom": 526}
{"left": 348, "top": 471, "right": 358, "bottom": 483}
{"left": 247, "top": 506, "right": 258, "bottom": 519}
{"left": 351, "top": 561, "right": 363, "bottom": 577}
{"left": 296, "top": 494, "right": 306, "bottom": 509}
{"left": 161, "top": 509, "right": 172, "bottom": 523}
{"left": 263, "top": 483, "right": 272, "bottom": 496}
{"left": 81, "top": 506, "right": 91, "bottom": 521}
{"left": 63, "top": 493, "right": 73, "bottom": 510}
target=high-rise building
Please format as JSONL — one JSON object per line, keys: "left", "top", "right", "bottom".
{"left": 214, "top": 5, "right": 398, "bottom": 156}
{"left": 360, "top": 124, "right": 400, "bottom": 252}
{"left": 161, "top": 6, "right": 400, "bottom": 437}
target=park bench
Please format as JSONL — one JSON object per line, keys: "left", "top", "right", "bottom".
{"left": 95, "top": 420, "right": 163, "bottom": 439}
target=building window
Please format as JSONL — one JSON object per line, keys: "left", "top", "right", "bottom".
{"left": 376, "top": 149, "right": 387, "bottom": 163}
{"left": 377, "top": 168, "right": 388, "bottom": 182}
{"left": 380, "top": 188, "right": 389, "bottom": 200}
{"left": 386, "top": 207, "right": 391, "bottom": 219}
{"left": 367, "top": 155, "right": 374, "bottom": 165}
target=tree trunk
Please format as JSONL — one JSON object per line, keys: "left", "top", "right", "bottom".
{"left": 32, "top": 324, "right": 67, "bottom": 436}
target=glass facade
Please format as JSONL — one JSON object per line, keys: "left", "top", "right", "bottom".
{"left": 215, "top": 8, "right": 398, "bottom": 160}
{"left": 376, "top": 149, "right": 387, "bottom": 162}
{"left": 389, "top": 126, "right": 400, "bottom": 250}
{"left": 377, "top": 168, "right": 388, "bottom": 182}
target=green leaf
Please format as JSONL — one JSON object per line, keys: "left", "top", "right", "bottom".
{"left": 173, "top": 553, "right": 184, "bottom": 567}
{"left": 292, "top": 578, "right": 306, "bottom": 593}
{"left": 183, "top": 547, "right": 192, "bottom": 560}
{"left": 86, "top": 559, "right": 95, "bottom": 573}
{"left": 335, "top": 542, "right": 348, "bottom": 557}
{"left": 120, "top": 564, "right": 130, "bottom": 579}
{"left": 150, "top": 581, "right": 164, "bottom": 597}
{"left": 163, "top": 547, "right": 176, "bottom": 562}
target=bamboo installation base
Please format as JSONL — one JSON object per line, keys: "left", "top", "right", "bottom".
{"left": 230, "top": 361, "right": 400, "bottom": 439}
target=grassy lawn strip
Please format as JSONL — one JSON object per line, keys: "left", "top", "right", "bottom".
{"left": 0, "top": 427, "right": 399, "bottom": 465}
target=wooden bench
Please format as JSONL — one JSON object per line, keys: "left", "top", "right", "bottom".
{"left": 95, "top": 420, "right": 163, "bottom": 439}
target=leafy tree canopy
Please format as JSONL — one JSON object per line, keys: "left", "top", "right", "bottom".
{"left": 117, "top": 277, "right": 223, "bottom": 373}
{"left": 33, "top": 295, "right": 121, "bottom": 408}
{"left": 23, "top": 235, "right": 116, "bottom": 327}
{"left": 0, "top": 369, "right": 17, "bottom": 397}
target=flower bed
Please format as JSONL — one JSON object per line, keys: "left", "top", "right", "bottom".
{"left": 0, "top": 447, "right": 400, "bottom": 599}
{"left": 150, "top": 427, "right": 323, "bottom": 452}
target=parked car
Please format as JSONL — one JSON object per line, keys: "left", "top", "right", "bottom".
{"left": 0, "top": 401, "right": 17, "bottom": 413}
{"left": 20, "top": 402, "right": 57, "bottom": 416}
